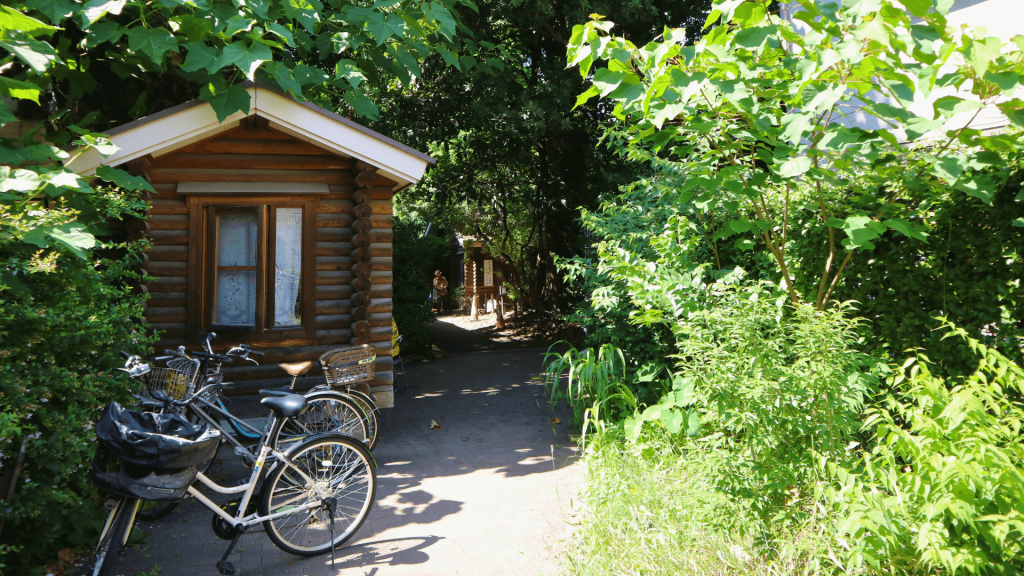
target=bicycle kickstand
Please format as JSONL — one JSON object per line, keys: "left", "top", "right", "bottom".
{"left": 325, "top": 497, "right": 338, "bottom": 571}
{"left": 215, "top": 525, "right": 249, "bottom": 575}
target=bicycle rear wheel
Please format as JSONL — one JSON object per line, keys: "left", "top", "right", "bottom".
{"left": 136, "top": 500, "right": 177, "bottom": 521}
{"left": 272, "top": 392, "right": 368, "bottom": 448}
{"left": 92, "top": 497, "right": 140, "bottom": 576}
{"left": 260, "top": 434, "right": 376, "bottom": 556}
{"left": 341, "top": 388, "right": 379, "bottom": 450}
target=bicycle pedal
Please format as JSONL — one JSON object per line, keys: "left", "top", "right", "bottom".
{"left": 216, "top": 560, "right": 236, "bottom": 575}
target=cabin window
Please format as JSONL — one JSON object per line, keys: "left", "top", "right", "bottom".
{"left": 197, "top": 198, "right": 315, "bottom": 339}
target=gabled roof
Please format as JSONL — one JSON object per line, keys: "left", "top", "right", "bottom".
{"left": 65, "top": 81, "right": 435, "bottom": 189}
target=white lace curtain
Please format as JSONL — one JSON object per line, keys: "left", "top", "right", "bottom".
{"left": 216, "top": 213, "right": 257, "bottom": 326}
{"left": 274, "top": 208, "right": 302, "bottom": 326}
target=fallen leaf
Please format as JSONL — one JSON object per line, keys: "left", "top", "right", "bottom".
{"left": 551, "top": 418, "right": 561, "bottom": 425}
{"left": 430, "top": 420, "right": 441, "bottom": 430}
{"left": 486, "top": 391, "right": 499, "bottom": 396}
{"left": 512, "top": 358, "right": 519, "bottom": 362}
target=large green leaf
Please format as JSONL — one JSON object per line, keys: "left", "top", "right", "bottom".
{"left": 47, "top": 222, "right": 96, "bottom": 259}
{"left": 24, "top": 0, "right": 76, "bottom": 25}
{"left": 79, "top": 0, "right": 127, "bottom": 28}
{"left": 95, "top": 165, "right": 155, "bottom": 193}
{"left": 264, "top": 62, "right": 302, "bottom": 96}
{"left": 0, "top": 5, "right": 60, "bottom": 35}
{"left": 423, "top": 2, "right": 456, "bottom": 39}
{"left": 220, "top": 40, "right": 272, "bottom": 79}
{"left": 181, "top": 42, "right": 222, "bottom": 73}
{"left": 0, "top": 34, "right": 60, "bottom": 73}
{"left": 0, "top": 101, "right": 15, "bottom": 126}
{"left": 962, "top": 36, "right": 1003, "bottom": 76}
{"left": 777, "top": 156, "right": 811, "bottom": 178}
{"left": 344, "top": 88, "right": 379, "bottom": 121}
{"left": 896, "top": 0, "right": 933, "bottom": 17}
{"left": 366, "top": 12, "right": 406, "bottom": 46}
{"left": 885, "top": 218, "right": 928, "bottom": 242}
{"left": 0, "top": 77, "right": 41, "bottom": 103}
{"left": 282, "top": 0, "right": 323, "bottom": 33}
{"left": 335, "top": 59, "right": 367, "bottom": 88}
{"left": 267, "top": 22, "right": 295, "bottom": 47}
{"left": 126, "top": 27, "right": 177, "bottom": 63}
{"left": 199, "top": 80, "right": 251, "bottom": 123}
{"left": 733, "top": 25, "right": 776, "bottom": 50}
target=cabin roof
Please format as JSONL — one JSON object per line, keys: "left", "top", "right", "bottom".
{"left": 65, "top": 81, "right": 435, "bottom": 189}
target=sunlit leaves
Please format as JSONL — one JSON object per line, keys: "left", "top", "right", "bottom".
{"left": 95, "top": 165, "right": 155, "bottom": 193}
{"left": 0, "top": 34, "right": 60, "bottom": 73}
{"left": 125, "top": 27, "right": 177, "bottom": 63}
{"left": 366, "top": 12, "right": 406, "bottom": 46}
{"left": 344, "top": 88, "right": 379, "bottom": 120}
{"left": 181, "top": 42, "right": 222, "bottom": 73}
{"left": 0, "top": 77, "right": 42, "bottom": 103}
{"left": 220, "top": 39, "right": 272, "bottom": 79}
{"left": 962, "top": 35, "right": 1003, "bottom": 76}
{"left": 199, "top": 78, "right": 251, "bottom": 122}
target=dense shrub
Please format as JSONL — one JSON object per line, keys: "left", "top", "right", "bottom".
{"left": 0, "top": 244, "right": 155, "bottom": 572}
{"left": 391, "top": 215, "right": 448, "bottom": 356}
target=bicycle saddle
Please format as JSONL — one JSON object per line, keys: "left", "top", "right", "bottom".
{"left": 279, "top": 361, "right": 314, "bottom": 377}
{"left": 259, "top": 393, "right": 308, "bottom": 418}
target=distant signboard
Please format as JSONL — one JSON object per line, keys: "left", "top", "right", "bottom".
{"left": 483, "top": 259, "right": 493, "bottom": 286}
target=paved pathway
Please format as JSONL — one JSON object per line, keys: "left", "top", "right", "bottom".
{"left": 112, "top": 347, "right": 580, "bottom": 576}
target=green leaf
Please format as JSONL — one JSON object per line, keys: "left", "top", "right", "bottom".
{"left": 282, "top": 0, "right": 322, "bottom": 34}
{"left": 199, "top": 80, "right": 251, "bottom": 123}
{"left": 984, "top": 71, "right": 1019, "bottom": 96}
{"left": 896, "top": 0, "right": 932, "bottom": 16}
{"left": 0, "top": 5, "right": 60, "bottom": 35}
{"left": 777, "top": 156, "right": 812, "bottom": 178}
{"left": 267, "top": 23, "right": 295, "bottom": 48}
{"left": 1012, "top": 218, "right": 1024, "bottom": 228}
{"left": 933, "top": 95, "right": 984, "bottom": 118}
{"left": 293, "top": 63, "right": 329, "bottom": 87}
{"left": 0, "top": 35, "right": 59, "bottom": 73}
{"left": 74, "top": 133, "right": 118, "bottom": 156}
{"left": 624, "top": 415, "right": 642, "bottom": 442}
{"left": 84, "top": 20, "right": 122, "bottom": 47}
{"left": 963, "top": 36, "right": 1002, "bottom": 76}
{"left": 392, "top": 46, "right": 422, "bottom": 78}
{"left": 79, "top": 0, "right": 127, "bottom": 29}
{"left": 181, "top": 42, "right": 222, "bottom": 73}
{"left": 685, "top": 411, "right": 700, "bottom": 437}
{"left": 885, "top": 218, "right": 928, "bottom": 242}
{"left": 221, "top": 40, "right": 272, "bottom": 79}
{"left": 264, "top": 62, "right": 301, "bottom": 96}
{"left": 843, "top": 0, "right": 883, "bottom": 18}
{"left": 855, "top": 18, "right": 890, "bottom": 47}
{"left": 366, "top": 12, "right": 406, "bottom": 46}
{"left": 126, "top": 27, "right": 177, "bottom": 63}
{"left": 0, "top": 77, "right": 41, "bottom": 103}
{"left": 781, "top": 113, "right": 813, "bottom": 144}
{"left": 25, "top": 0, "right": 76, "bottom": 25}
{"left": 661, "top": 409, "right": 683, "bottom": 434}
{"left": 840, "top": 214, "right": 885, "bottom": 249}
{"left": 47, "top": 222, "right": 96, "bottom": 259}
{"left": 573, "top": 85, "right": 600, "bottom": 110}
{"left": 733, "top": 25, "right": 777, "bottom": 50}
{"left": 593, "top": 68, "right": 630, "bottom": 97}
{"left": 436, "top": 44, "right": 459, "bottom": 68}
{"left": 344, "top": 88, "right": 379, "bottom": 120}
{"left": 0, "top": 101, "right": 15, "bottom": 126}
{"left": 0, "top": 270, "right": 28, "bottom": 294}
{"left": 423, "top": 2, "right": 457, "bottom": 39}
{"left": 95, "top": 165, "right": 155, "bottom": 193}
{"left": 223, "top": 15, "right": 255, "bottom": 37}
{"left": 335, "top": 59, "right": 367, "bottom": 88}
{"left": 955, "top": 173, "right": 998, "bottom": 204}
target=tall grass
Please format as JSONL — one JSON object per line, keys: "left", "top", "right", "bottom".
{"left": 563, "top": 433, "right": 835, "bottom": 576}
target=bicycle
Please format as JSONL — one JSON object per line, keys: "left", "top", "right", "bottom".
{"left": 90, "top": 352, "right": 377, "bottom": 576}
{"left": 135, "top": 337, "right": 371, "bottom": 522}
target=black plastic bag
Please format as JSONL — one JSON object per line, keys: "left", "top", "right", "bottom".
{"left": 95, "top": 402, "right": 220, "bottom": 470}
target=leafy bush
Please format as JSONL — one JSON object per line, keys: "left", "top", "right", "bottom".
{"left": 831, "top": 328, "right": 1024, "bottom": 574}
{"left": 391, "top": 216, "right": 448, "bottom": 357}
{"left": 0, "top": 243, "right": 155, "bottom": 572}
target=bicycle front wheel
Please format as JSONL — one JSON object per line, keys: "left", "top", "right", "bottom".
{"left": 92, "top": 497, "right": 140, "bottom": 576}
{"left": 272, "top": 392, "right": 368, "bottom": 448}
{"left": 260, "top": 434, "right": 376, "bottom": 556}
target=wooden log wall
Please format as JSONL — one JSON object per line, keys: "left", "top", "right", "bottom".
{"left": 127, "top": 117, "right": 396, "bottom": 407}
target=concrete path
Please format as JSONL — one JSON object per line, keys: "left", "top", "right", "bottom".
{"left": 111, "top": 347, "right": 580, "bottom": 576}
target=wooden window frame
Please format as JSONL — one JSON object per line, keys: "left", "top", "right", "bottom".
{"left": 187, "top": 195, "right": 317, "bottom": 344}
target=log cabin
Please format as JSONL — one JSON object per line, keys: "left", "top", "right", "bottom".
{"left": 65, "top": 81, "right": 435, "bottom": 408}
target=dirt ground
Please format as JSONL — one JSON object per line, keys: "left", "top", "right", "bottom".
{"left": 427, "top": 310, "right": 582, "bottom": 356}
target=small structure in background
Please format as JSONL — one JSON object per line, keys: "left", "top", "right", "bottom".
{"left": 65, "top": 81, "right": 435, "bottom": 408}
{"left": 462, "top": 240, "right": 511, "bottom": 319}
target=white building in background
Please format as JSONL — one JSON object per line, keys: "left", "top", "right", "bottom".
{"left": 783, "top": 0, "right": 1023, "bottom": 136}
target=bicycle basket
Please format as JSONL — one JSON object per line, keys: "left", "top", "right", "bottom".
{"left": 168, "top": 357, "right": 222, "bottom": 404}
{"left": 319, "top": 344, "right": 376, "bottom": 387}
{"left": 89, "top": 443, "right": 203, "bottom": 503}
{"left": 144, "top": 362, "right": 198, "bottom": 401}
{"left": 95, "top": 402, "right": 221, "bottom": 471}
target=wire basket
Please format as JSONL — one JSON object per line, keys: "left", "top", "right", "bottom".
{"left": 144, "top": 365, "right": 198, "bottom": 401}
{"left": 319, "top": 345, "right": 376, "bottom": 387}
{"left": 167, "top": 358, "right": 222, "bottom": 404}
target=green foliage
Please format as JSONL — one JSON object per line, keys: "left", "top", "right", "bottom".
{"left": 831, "top": 329, "right": 1024, "bottom": 574}
{"left": 543, "top": 344, "right": 636, "bottom": 433}
{"left": 568, "top": 0, "right": 1024, "bottom": 310}
{"left": 391, "top": 211, "right": 447, "bottom": 357}
{"left": 0, "top": 241, "right": 157, "bottom": 571}
{"left": 563, "top": 435, "right": 832, "bottom": 576}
